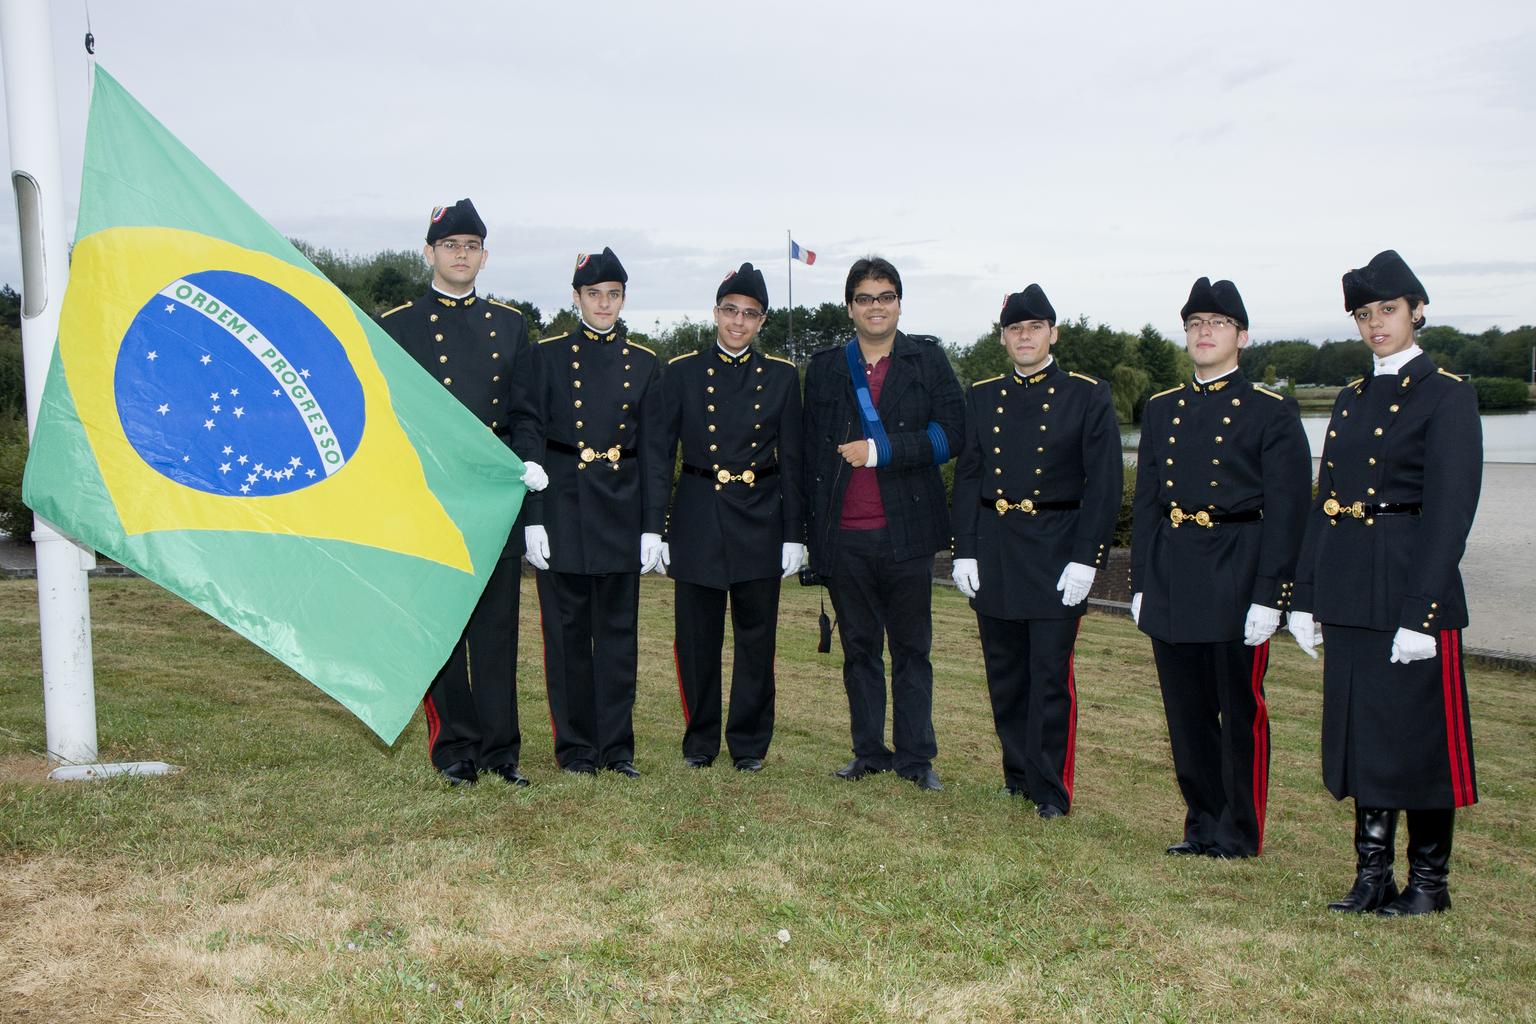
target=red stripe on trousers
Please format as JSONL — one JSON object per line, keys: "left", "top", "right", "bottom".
{"left": 1062, "top": 620, "right": 1081, "bottom": 802}
{"left": 422, "top": 692, "right": 442, "bottom": 761}
{"left": 674, "top": 640, "right": 691, "bottom": 725}
{"left": 1248, "top": 640, "right": 1271, "bottom": 853}
{"left": 1442, "top": 629, "right": 1473, "bottom": 807}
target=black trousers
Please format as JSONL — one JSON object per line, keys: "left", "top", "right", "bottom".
{"left": 977, "top": 613, "right": 1081, "bottom": 810}
{"left": 674, "top": 576, "right": 780, "bottom": 762}
{"left": 423, "top": 554, "right": 521, "bottom": 771}
{"left": 827, "top": 528, "right": 937, "bottom": 775}
{"left": 536, "top": 569, "right": 639, "bottom": 770}
{"left": 1152, "top": 637, "right": 1272, "bottom": 856}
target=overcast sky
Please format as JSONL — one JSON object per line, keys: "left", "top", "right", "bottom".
{"left": 2, "top": 1, "right": 1533, "bottom": 347}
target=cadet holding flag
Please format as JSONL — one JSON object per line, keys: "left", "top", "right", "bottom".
{"left": 659, "top": 263, "right": 804, "bottom": 773}
{"left": 951, "top": 284, "right": 1120, "bottom": 818}
{"left": 524, "top": 248, "right": 668, "bottom": 778}
{"left": 379, "top": 199, "right": 546, "bottom": 787}
{"left": 1131, "top": 277, "right": 1310, "bottom": 859}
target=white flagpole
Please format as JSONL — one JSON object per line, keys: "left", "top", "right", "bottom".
{"left": 786, "top": 230, "right": 794, "bottom": 361}
{"left": 1, "top": 2, "right": 173, "bottom": 779}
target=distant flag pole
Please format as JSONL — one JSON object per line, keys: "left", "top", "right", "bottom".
{"left": 787, "top": 233, "right": 816, "bottom": 361}
{"left": 1, "top": 1, "right": 170, "bottom": 780}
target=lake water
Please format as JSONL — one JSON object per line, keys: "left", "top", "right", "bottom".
{"left": 1122, "top": 408, "right": 1536, "bottom": 464}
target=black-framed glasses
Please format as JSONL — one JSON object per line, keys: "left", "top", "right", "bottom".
{"left": 851, "top": 291, "right": 899, "bottom": 308}
{"left": 716, "top": 304, "right": 765, "bottom": 322}
{"left": 434, "top": 240, "right": 484, "bottom": 254}
{"left": 1184, "top": 316, "right": 1239, "bottom": 332}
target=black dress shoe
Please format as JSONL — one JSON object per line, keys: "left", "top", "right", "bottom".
{"left": 900, "top": 768, "right": 943, "bottom": 791}
{"left": 734, "top": 757, "right": 764, "bottom": 772}
{"left": 683, "top": 755, "right": 714, "bottom": 768}
{"left": 487, "top": 764, "right": 530, "bottom": 787}
{"left": 833, "top": 757, "right": 891, "bottom": 780}
{"left": 561, "top": 762, "right": 598, "bottom": 776}
{"left": 1165, "top": 840, "right": 1208, "bottom": 856}
{"left": 1036, "top": 803, "right": 1067, "bottom": 819}
{"left": 1204, "top": 846, "right": 1249, "bottom": 860}
{"left": 439, "top": 759, "right": 477, "bottom": 785}
{"left": 606, "top": 761, "right": 642, "bottom": 779}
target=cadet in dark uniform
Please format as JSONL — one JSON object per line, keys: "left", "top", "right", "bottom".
{"left": 379, "top": 198, "right": 546, "bottom": 787}
{"left": 523, "top": 247, "right": 668, "bottom": 777}
{"left": 1288, "top": 251, "right": 1481, "bottom": 916}
{"left": 1130, "top": 277, "right": 1310, "bottom": 857}
{"left": 659, "top": 263, "right": 805, "bottom": 772}
{"left": 951, "top": 284, "right": 1121, "bottom": 818}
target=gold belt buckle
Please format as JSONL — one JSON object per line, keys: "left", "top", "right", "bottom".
{"left": 716, "top": 468, "right": 760, "bottom": 486}
{"left": 1323, "top": 498, "right": 1365, "bottom": 519}
{"left": 606, "top": 446, "right": 621, "bottom": 463}
{"left": 1169, "top": 507, "right": 1213, "bottom": 528}
{"left": 994, "top": 497, "right": 1036, "bottom": 516}
{"left": 580, "top": 447, "right": 597, "bottom": 463}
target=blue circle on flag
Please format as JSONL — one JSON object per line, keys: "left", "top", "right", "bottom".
{"left": 113, "top": 270, "right": 366, "bottom": 497}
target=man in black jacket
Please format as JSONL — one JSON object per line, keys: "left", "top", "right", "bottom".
{"left": 523, "top": 247, "right": 669, "bottom": 778}
{"left": 660, "top": 263, "right": 805, "bottom": 772}
{"left": 379, "top": 198, "right": 546, "bottom": 787}
{"left": 1130, "top": 277, "right": 1311, "bottom": 857}
{"left": 950, "top": 284, "right": 1121, "bottom": 818}
{"left": 803, "top": 256, "right": 965, "bottom": 790}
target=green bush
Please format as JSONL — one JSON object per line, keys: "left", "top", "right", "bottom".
{"left": 1471, "top": 376, "right": 1531, "bottom": 410}
{"left": 0, "top": 425, "right": 30, "bottom": 543}
{"left": 1114, "top": 464, "right": 1135, "bottom": 548}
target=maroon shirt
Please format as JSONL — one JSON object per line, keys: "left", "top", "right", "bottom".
{"left": 839, "top": 354, "right": 890, "bottom": 529}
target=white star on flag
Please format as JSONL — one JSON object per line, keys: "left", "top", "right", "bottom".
{"left": 199, "top": 354, "right": 211, "bottom": 365}
{"left": 212, "top": 404, "right": 221, "bottom": 413}
{"left": 239, "top": 484, "right": 250, "bottom": 494}
{"left": 229, "top": 388, "right": 239, "bottom": 396}
{"left": 203, "top": 419, "right": 214, "bottom": 430}
{"left": 305, "top": 468, "right": 316, "bottom": 478}
{"left": 219, "top": 463, "right": 231, "bottom": 474}
{"left": 233, "top": 407, "right": 245, "bottom": 418}
{"left": 146, "top": 350, "right": 157, "bottom": 361}
{"left": 164, "top": 304, "right": 176, "bottom": 314}
{"left": 156, "top": 403, "right": 169, "bottom": 415}
{"left": 210, "top": 392, "right": 219, "bottom": 400}
{"left": 237, "top": 455, "right": 248, "bottom": 465}
{"left": 289, "top": 456, "right": 302, "bottom": 467}
{"left": 300, "top": 368, "right": 311, "bottom": 378}
{"left": 222, "top": 446, "right": 233, "bottom": 455}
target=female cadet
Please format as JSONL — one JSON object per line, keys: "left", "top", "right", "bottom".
{"left": 1287, "top": 250, "right": 1482, "bottom": 916}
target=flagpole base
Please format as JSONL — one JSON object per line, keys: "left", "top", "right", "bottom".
{"left": 47, "top": 761, "right": 181, "bottom": 782}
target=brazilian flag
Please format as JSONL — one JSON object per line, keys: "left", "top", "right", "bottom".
{"left": 22, "top": 66, "right": 525, "bottom": 743}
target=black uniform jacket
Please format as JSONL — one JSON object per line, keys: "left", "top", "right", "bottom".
{"left": 379, "top": 289, "right": 540, "bottom": 558}
{"left": 802, "top": 332, "right": 966, "bottom": 576}
{"left": 661, "top": 345, "right": 806, "bottom": 588}
{"left": 952, "top": 361, "right": 1122, "bottom": 620}
{"left": 1131, "top": 371, "right": 1311, "bottom": 643}
{"left": 523, "top": 325, "right": 669, "bottom": 575}
{"left": 1291, "top": 353, "right": 1481, "bottom": 633}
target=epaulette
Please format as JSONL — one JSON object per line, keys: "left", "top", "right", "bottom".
{"left": 668, "top": 351, "right": 698, "bottom": 364}
{"left": 1252, "top": 385, "right": 1286, "bottom": 400}
{"left": 1069, "top": 371, "right": 1100, "bottom": 385}
{"left": 765, "top": 354, "right": 797, "bottom": 367}
{"left": 538, "top": 332, "right": 571, "bottom": 345}
{"left": 971, "top": 374, "right": 1004, "bottom": 389}
{"left": 1437, "top": 368, "right": 1468, "bottom": 382}
{"left": 488, "top": 300, "right": 524, "bottom": 317}
{"left": 1148, "top": 383, "right": 1186, "bottom": 401}
{"left": 627, "top": 340, "right": 657, "bottom": 356}
{"left": 1348, "top": 377, "right": 1366, "bottom": 392}
{"left": 380, "top": 300, "right": 413, "bottom": 318}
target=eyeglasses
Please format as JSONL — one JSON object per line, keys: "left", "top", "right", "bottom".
{"left": 716, "top": 304, "right": 765, "bottom": 322}
{"left": 851, "top": 291, "right": 900, "bottom": 308}
{"left": 1184, "top": 316, "right": 1240, "bottom": 332}
{"left": 433, "top": 240, "right": 484, "bottom": 254}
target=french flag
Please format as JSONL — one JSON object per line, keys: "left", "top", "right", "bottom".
{"left": 790, "top": 240, "right": 816, "bottom": 265}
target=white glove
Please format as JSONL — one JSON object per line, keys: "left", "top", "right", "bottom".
{"left": 1056, "top": 562, "right": 1096, "bottom": 607}
{"left": 659, "top": 542, "right": 671, "bottom": 575}
{"left": 781, "top": 542, "right": 806, "bottom": 579}
{"left": 640, "top": 532, "right": 664, "bottom": 574}
{"left": 952, "top": 557, "right": 979, "bottom": 599}
{"left": 1243, "top": 604, "right": 1282, "bottom": 646}
{"left": 524, "top": 525, "right": 550, "bottom": 570}
{"left": 1131, "top": 592, "right": 1142, "bottom": 625}
{"left": 520, "top": 461, "right": 548, "bottom": 492}
{"left": 1390, "top": 626, "right": 1438, "bottom": 664}
{"left": 1287, "top": 610, "right": 1322, "bottom": 659}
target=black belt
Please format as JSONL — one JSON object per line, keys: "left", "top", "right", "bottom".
{"left": 682, "top": 463, "right": 778, "bottom": 485}
{"left": 547, "top": 439, "right": 636, "bottom": 463}
{"left": 1164, "top": 505, "right": 1263, "bottom": 528}
{"left": 1323, "top": 499, "right": 1422, "bottom": 520}
{"left": 983, "top": 497, "right": 1082, "bottom": 516}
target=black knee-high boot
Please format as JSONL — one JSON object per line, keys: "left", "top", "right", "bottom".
{"left": 1328, "top": 805, "right": 1399, "bottom": 913}
{"left": 1377, "top": 809, "right": 1454, "bottom": 916}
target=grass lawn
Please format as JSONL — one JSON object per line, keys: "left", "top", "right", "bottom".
{"left": 2, "top": 574, "right": 1533, "bottom": 1023}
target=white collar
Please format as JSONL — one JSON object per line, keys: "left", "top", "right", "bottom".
{"left": 431, "top": 284, "right": 475, "bottom": 301}
{"left": 1373, "top": 344, "right": 1423, "bottom": 376}
{"left": 716, "top": 341, "right": 751, "bottom": 360}
{"left": 1193, "top": 365, "right": 1239, "bottom": 386}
